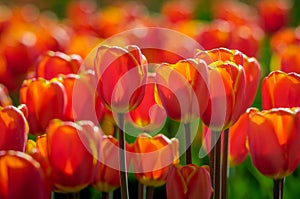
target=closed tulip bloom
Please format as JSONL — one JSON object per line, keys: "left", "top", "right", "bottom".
{"left": 0, "top": 150, "right": 51, "bottom": 199}
{"left": 155, "top": 58, "right": 209, "bottom": 123}
{"left": 248, "top": 107, "right": 300, "bottom": 179}
{"left": 58, "top": 71, "right": 105, "bottom": 122}
{"left": 131, "top": 133, "right": 179, "bottom": 187}
{"left": 35, "top": 51, "right": 82, "bottom": 80}
{"left": 45, "top": 119, "right": 100, "bottom": 192}
{"left": 195, "top": 49, "right": 246, "bottom": 130}
{"left": 0, "top": 105, "right": 28, "bottom": 152}
{"left": 93, "top": 135, "right": 127, "bottom": 193}
{"left": 196, "top": 48, "right": 260, "bottom": 111}
{"left": 20, "top": 78, "right": 66, "bottom": 135}
{"left": 94, "top": 45, "right": 147, "bottom": 113}
{"left": 128, "top": 74, "right": 166, "bottom": 132}
{"left": 262, "top": 71, "right": 300, "bottom": 110}
{"left": 257, "top": 0, "right": 290, "bottom": 33}
{"left": 166, "top": 164, "right": 212, "bottom": 199}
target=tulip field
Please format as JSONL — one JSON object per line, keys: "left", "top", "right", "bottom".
{"left": 1, "top": 0, "right": 300, "bottom": 199}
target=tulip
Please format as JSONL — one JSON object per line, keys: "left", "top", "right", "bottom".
{"left": 276, "top": 45, "right": 300, "bottom": 74}
{"left": 58, "top": 71, "right": 105, "bottom": 122}
{"left": 257, "top": 0, "right": 290, "bottom": 33}
{"left": 128, "top": 74, "right": 166, "bottom": 133}
{"left": 35, "top": 51, "right": 82, "bottom": 80}
{"left": 0, "top": 150, "right": 51, "bottom": 199}
{"left": 20, "top": 77, "right": 66, "bottom": 135}
{"left": 0, "top": 105, "right": 28, "bottom": 152}
{"left": 195, "top": 48, "right": 248, "bottom": 199}
{"left": 131, "top": 133, "right": 179, "bottom": 187}
{"left": 161, "top": 1, "right": 192, "bottom": 23}
{"left": 93, "top": 135, "right": 126, "bottom": 193}
{"left": 155, "top": 58, "right": 209, "bottom": 123}
{"left": 94, "top": 45, "right": 147, "bottom": 113}
{"left": 270, "top": 28, "right": 300, "bottom": 54}
{"left": 262, "top": 70, "right": 300, "bottom": 110}
{"left": 248, "top": 107, "right": 300, "bottom": 179}
{"left": 94, "top": 45, "right": 147, "bottom": 199}
{"left": 166, "top": 164, "right": 212, "bottom": 199}
{"left": 44, "top": 119, "right": 100, "bottom": 193}
{"left": 155, "top": 58, "right": 209, "bottom": 165}
{"left": 195, "top": 48, "right": 246, "bottom": 130}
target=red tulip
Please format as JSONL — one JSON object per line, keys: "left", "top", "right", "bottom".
{"left": 44, "top": 119, "right": 101, "bottom": 192}
{"left": 270, "top": 28, "right": 300, "bottom": 53}
{"left": 257, "top": 0, "right": 291, "bottom": 33}
{"left": 58, "top": 71, "right": 105, "bottom": 122}
{"left": 195, "top": 48, "right": 246, "bottom": 130}
{"left": 0, "top": 105, "right": 28, "bottom": 152}
{"left": 93, "top": 135, "right": 130, "bottom": 192}
{"left": 262, "top": 70, "right": 300, "bottom": 110}
{"left": 20, "top": 78, "right": 66, "bottom": 135}
{"left": 128, "top": 74, "right": 166, "bottom": 132}
{"left": 155, "top": 58, "right": 209, "bottom": 123}
{"left": 131, "top": 133, "right": 179, "bottom": 187}
{"left": 94, "top": 45, "right": 147, "bottom": 113}
{"left": 166, "top": 164, "right": 212, "bottom": 199}
{"left": 248, "top": 107, "right": 300, "bottom": 179}
{"left": 278, "top": 45, "right": 300, "bottom": 74}
{"left": 0, "top": 150, "right": 51, "bottom": 199}
{"left": 161, "top": 1, "right": 192, "bottom": 23}
{"left": 35, "top": 51, "right": 82, "bottom": 80}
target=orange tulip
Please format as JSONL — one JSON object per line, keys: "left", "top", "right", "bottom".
{"left": 35, "top": 51, "right": 82, "bottom": 80}
{"left": 270, "top": 28, "right": 300, "bottom": 54}
{"left": 0, "top": 150, "right": 51, "bottom": 199}
{"left": 20, "top": 78, "right": 66, "bottom": 135}
{"left": 262, "top": 70, "right": 300, "bottom": 110}
{"left": 131, "top": 133, "right": 179, "bottom": 187}
{"left": 44, "top": 119, "right": 101, "bottom": 193}
{"left": 0, "top": 105, "right": 28, "bottom": 152}
{"left": 248, "top": 107, "right": 300, "bottom": 179}
{"left": 195, "top": 48, "right": 246, "bottom": 130}
{"left": 166, "top": 164, "right": 212, "bottom": 199}
{"left": 155, "top": 58, "right": 209, "bottom": 123}
{"left": 93, "top": 135, "right": 130, "bottom": 193}
{"left": 128, "top": 74, "right": 166, "bottom": 132}
{"left": 94, "top": 45, "right": 147, "bottom": 113}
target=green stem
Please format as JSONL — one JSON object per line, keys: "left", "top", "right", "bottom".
{"left": 273, "top": 178, "right": 284, "bottom": 199}
{"left": 184, "top": 122, "right": 192, "bottom": 164}
{"left": 221, "top": 129, "right": 229, "bottom": 199}
{"left": 209, "top": 131, "right": 222, "bottom": 199}
{"left": 146, "top": 186, "right": 154, "bottom": 199}
{"left": 117, "top": 113, "right": 129, "bottom": 199}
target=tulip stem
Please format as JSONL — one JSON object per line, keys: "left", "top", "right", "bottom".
{"left": 273, "top": 178, "right": 284, "bottom": 199}
{"left": 117, "top": 113, "right": 129, "bottom": 199}
{"left": 101, "top": 192, "right": 109, "bottom": 199}
{"left": 210, "top": 131, "right": 222, "bottom": 199}
{"left": 138, "top": 183, "right": 145, "bottom": 199}
{"left": 184, "top": 122, "right": 192, "bottom": 164}
{"left": 146, "top": 186, "right": 154, "bottom": 199}
{"left": 221, "top": 129, "right": 229, "bottom": 199}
